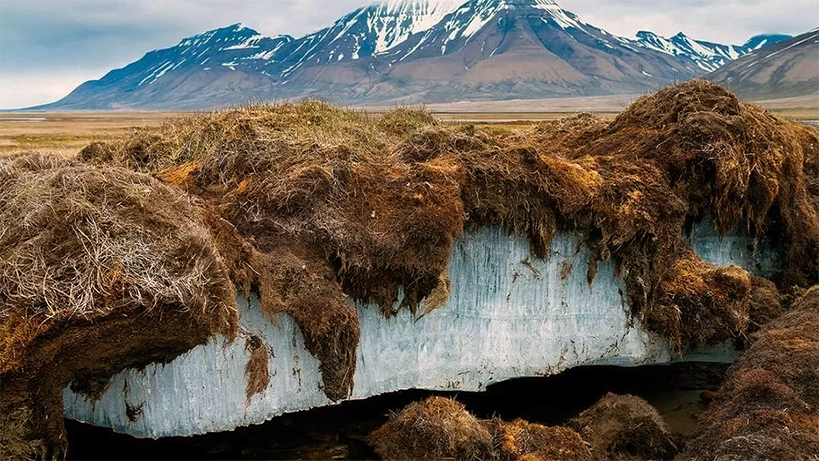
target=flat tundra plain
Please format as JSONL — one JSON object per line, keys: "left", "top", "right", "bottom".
{"left": 2, "top": 95, "right": 816, "bottom": 158}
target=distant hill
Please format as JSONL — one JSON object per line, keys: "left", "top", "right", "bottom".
{"left": 708, "top": 29, "right": 819, "bottom": 100}
{"left": 33, "top": 0, "right": 791, "bottom": 110}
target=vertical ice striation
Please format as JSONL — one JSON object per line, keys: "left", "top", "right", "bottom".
{"left": 685, "top": 214, "right": 784, "bottom": 279}
{"left": 63, "top": 223, "right": 770, "bottom": 439}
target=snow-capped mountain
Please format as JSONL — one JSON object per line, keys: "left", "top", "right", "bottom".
{"left": 634, "top": 31, "right": 750, "bottom": 73}
{"left": 272, "top": 0, "right": 466, "bottom": 72}
{"left": 108, "top": 24, "right": 293, "bottom": 88}
{"left": 39, "top": 0, "right": 793, "bottom": 110}
{"left": 709, "top": 29, "right": 818, "bottom": 100}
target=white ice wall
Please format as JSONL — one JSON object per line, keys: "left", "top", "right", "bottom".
{"left": 63, "top": 221, "right": 775, "bottom": 439}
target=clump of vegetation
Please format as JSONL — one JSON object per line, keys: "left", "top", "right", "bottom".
{"left": 369, "top": 396, "right": 593, "bottom": 461}
{"left": 368, "top": 396, "right": 494, "bottom": 460}
{"left": 81, "top": 100, "right": 468, "bottom": 400}
{"left": 485, "top": 417, "right": 592, "bottom": 461}
{"left": 679, "top": 286, "right": 819, "bottom": 460}
{"left": 0, "top": 153, "right": 238, "bottom": 458}
{"left": 244, "top": 335, "right": 270, "bottom": 403}
{"left": 568, "top": 393, "right": 678, "bottom": 460}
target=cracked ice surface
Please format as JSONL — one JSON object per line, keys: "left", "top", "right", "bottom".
{"left": 64, "top": 223, "right": 770, "bottom": 438}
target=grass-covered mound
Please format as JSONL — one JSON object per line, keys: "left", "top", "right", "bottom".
{"left": 679, "top": 286, "right": 819, "bottom": 460}
{"left": 368, "top": 396, "right": 593, "bottom": 461}
{"left": 0, "top": 154, "right": 239, "bottom": 459}
{"left": 569, "top": 393, "right": 678, "bottom": 460}
{"left": 78, "top": 81, "right": 819, "bottom": 395}
{"left": 486, "top": 417, "right": 593, "bottom": 461}
{"left": 368, "top": 396, "right": 494, "bottom": 460}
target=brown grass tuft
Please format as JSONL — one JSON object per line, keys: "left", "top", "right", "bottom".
{"left": 0, "top": 405, "right": 46, "bottom": 461}
{"left": 244, "top": 335, "right": 270, "bottom": 403}
{"left": 568, "top": 393, "right": 678, "bottom": 461}
{"left": 485, "top": 418, "right": 592, "bottom": 461}
{"left": 0, "top": 153, "right": 238, "bottom": 457}
{"left": 369, "top": 396, "right": 494, "bottom": 461}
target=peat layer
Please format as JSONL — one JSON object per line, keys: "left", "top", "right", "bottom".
{"left": 2, "top": 80, "right": 818, "bottom": 458}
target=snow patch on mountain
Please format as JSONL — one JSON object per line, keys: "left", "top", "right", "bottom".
{"left": 633, "top": 31, "right": 752, "bottom": 72}
{"left": 222, "top": 35, "right": 264, "bottom": 50}
{"left": 370, "top": 0, "right": 466, "bottom": 53}
{"left": 533, "top": 1, "right": 586, "bottom": 31}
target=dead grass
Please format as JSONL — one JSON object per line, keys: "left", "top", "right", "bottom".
{"left": 370, "top": 398, "right": 592, "bottom": 461}
{"left": 485, "top": 418, "right": 592, "bottom": 461}
{"left": 0, "top": 405, "right": 45, "bottom": 461}
{"left": 368, "top": 396, "right": 494, "bottom": 461}
{"left": 0, "top": 153, "right": 238, "bottom": 458}
{"left": 244, "top": 335, "right": 270, "bottom": 403}
{"left": 679, "top": 286, "right": 819, "bottom": 461}
{"left": 0, "top": 113, "right": 187, "bottom": 158}
{"left": 568, "top": 393, "right": 678, "bottom": 461}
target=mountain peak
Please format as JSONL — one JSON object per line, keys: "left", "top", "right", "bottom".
{"left": 177, "top": 23, "right": 260, "bottom": 44}
{"left": 636, "top": 30, "right": 660, "bottom": 38}
{"left": 375, "top": 0, "right": 557, "bottom": 7}
{"left": 742, "top": 33, "right": 792, "bottom": 50}
{"left": 497, "top": 0, "right": 559, "bottom": 5}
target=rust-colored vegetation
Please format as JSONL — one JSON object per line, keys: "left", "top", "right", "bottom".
{"left": 368, "top": 396, "right": 494, "bottom": 460}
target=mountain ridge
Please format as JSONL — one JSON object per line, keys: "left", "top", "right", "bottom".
{"left": 708, "top": 29, "right": 819, "bottom": 100}
{"left": 35, "top": 0, "right": 793, "bottom": 110}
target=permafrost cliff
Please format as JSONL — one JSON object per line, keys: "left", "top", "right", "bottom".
{"left": 63, "top": 220, "right": 780, "bottom": 438}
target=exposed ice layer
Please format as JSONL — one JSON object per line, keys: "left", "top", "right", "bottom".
{"left": 686, "top": 216, "right": 785, "bottom": 279}
{"left": 63, "top": 224, "right": 766, "bottom": 439}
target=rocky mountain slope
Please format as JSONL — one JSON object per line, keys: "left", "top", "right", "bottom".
{"left": 708, "top": 29, "right": 819, "bottom": 100}
{"left": 37, "top": 0, "right": 790, "bottom": 109}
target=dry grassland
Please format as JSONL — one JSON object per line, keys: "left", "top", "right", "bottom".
{"left": 0, "top": 113, "right": 189, "bottom": 158}
{"left": 3, "top": 95, "right": 814, "bottom": 159}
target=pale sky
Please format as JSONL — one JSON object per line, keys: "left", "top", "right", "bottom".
{"left": 1, "top": 0, "right": 816, "bottom": 109}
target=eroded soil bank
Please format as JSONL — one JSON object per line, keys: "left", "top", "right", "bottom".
{"left": 65, "top": 362, "right": 728, "bottom": 460}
